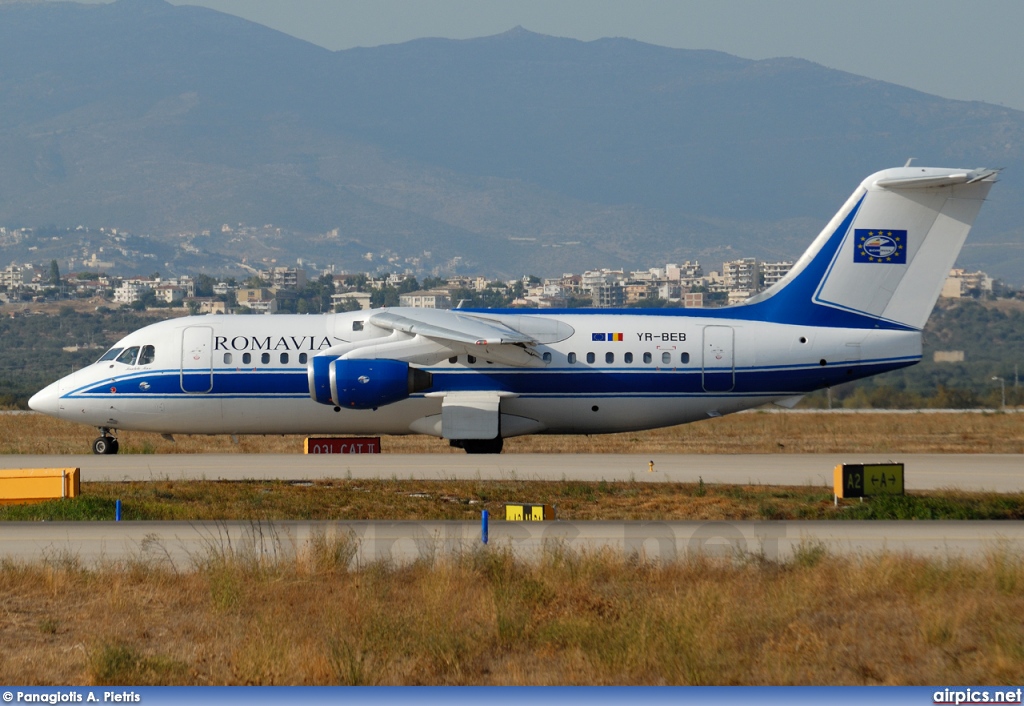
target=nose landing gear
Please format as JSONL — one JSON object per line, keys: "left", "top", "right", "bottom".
{"left": 92, "top": 428, "right": 119, "bottom": 455}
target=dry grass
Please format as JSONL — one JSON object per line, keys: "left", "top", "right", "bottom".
{"left": 4, "top": 479, "right": 1022, "bottom": 522}
{"left": 2, "top": 410, "right": 1023, "bottom": 455}
{"left": 2, "top": 548, "right": 1023, "bottom": 685}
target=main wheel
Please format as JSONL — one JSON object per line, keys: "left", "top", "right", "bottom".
{"left": 462, "top": 438, "right": 504, "bottom": 454}
{"left": 92, "top": 436, "right": 117, "bottom": 455}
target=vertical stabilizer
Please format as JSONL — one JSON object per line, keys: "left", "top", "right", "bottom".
{"left": 747, "top": 167, "right": 998, "bottom": 329}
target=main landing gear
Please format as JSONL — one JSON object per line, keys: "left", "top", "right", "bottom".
{"left": 92, "top": 428, "right": 119, "bottom": 455}
{"left": 451, "top": 438, "right": 504, "bottom": 454}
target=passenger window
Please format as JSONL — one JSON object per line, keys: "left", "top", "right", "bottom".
{"left": 625, "top": 352, "right": 633, "bottom": 364}
{"left": 299, "top": 353, "right": 308, "bottom": 364}
{"left": 467, "top": 355, "right": 477, "bottom": 364}
{"left": 542, "top": 352, "right": 552, "bottom": 363}
{"left": 115, "top": 347, "right": 140, "bottom": 365}
{"left": 681, "top": 352, "right": 690, "bottom": 364}
{"left": 242, "top": 352, "right": 252, "bottom": 365}
{"left": 353, "top": 321, "right": 364, "bottom": 331}
{"left": 567, "top": 352, "right": 577, "bottom": 364}
{"left": 223, "top": 353, "right": 233, "bottom": 365}
{"left": 138, "top": 345, "right": 155, "bottom": 365}
{"left": 98, "top": 347, "right": 123, "bottom": 363}
{"left": 662, "top": 352, "right": 671, "bottom": 364}
{"left": 586, "top": 352, "right": 595, "bottom": 364}
{"left": 643, "top": 352, "right": 652, "bottom": 364}
{"left": 448, "top": 356, "right": 458, "bottom": 364}
{"left": 261, "top": 352, "right": 270, "bottom": 365}
{"left": 605, "top": 352, "right": 614, "bottom": 364}
{"left": 280, "top": 353, "right": 289, "bottom": 364}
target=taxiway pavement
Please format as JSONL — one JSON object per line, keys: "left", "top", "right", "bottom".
{"left": 0, "top": 453, "right": 1020, "bottom": 491}
{"left": 3, "top": 519, "right": 1023, "bottom": 565}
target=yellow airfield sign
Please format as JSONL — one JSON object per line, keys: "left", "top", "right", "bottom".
{"left": 834, "top": 463, "right": 904, "bottom": 499}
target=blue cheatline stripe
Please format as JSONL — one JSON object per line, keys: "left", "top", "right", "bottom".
{"left": 65, "top": 355, "right": 917, "bottom": 402}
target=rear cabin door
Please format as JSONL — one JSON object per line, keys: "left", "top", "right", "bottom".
{"left": 702, "top": 325, "right": 735, "bottom": 392}
{"left": 181, "top": 326, "right": 214, "bottom": 393}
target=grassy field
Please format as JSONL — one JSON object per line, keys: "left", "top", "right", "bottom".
{"left": 2, "top": 479, "right": 1023, "bottom": 522}
{"left": 2, "top": 547, "right": 1023, "bottom": 685}
{"left": 2, "top": 409, "right": 1023, "bottom": 455}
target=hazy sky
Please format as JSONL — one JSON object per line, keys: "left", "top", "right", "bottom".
{"left": 69, "top": 0, "right": 1024, "bottom": 111}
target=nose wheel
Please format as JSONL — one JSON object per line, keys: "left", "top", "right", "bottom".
{"left": 92, "top": 430, "right": 119, "bottom": 455}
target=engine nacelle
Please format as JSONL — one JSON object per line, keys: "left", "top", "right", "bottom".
{"left": 308, "top": 357, "right": 432, "bottom": 409}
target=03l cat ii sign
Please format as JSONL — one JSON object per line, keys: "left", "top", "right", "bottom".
{"left": 304, "top": 437, "right": 381, "bottom": 454}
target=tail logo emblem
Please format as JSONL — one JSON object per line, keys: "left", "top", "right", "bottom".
{"left": 855, "top": 229, "right": 907, "bottom": 263}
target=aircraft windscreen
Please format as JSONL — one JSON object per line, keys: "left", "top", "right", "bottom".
{"left": 97, "top": 347, "right": 123, "bottom": 363}
{"left": 115, "top": 347, "right": 140, "bottom": 366}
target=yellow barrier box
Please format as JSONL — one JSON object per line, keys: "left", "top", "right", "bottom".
{"left": 834, "top": 463, "right": 904, "bottom": 499}
{"left": 0, "top": 468, "right": 81, "bottom": 505}
{"left": 505, "top": 503, "right": 555, "bottom": 521}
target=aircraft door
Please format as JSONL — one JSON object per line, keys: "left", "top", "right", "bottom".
{"left": 181, "top": 326, "right": 214, "bottom": 393}
{"left": 702, "top": 325, "right": 735, "bottom": 392}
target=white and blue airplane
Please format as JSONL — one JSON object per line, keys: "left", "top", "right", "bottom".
{"left": 29, "top": 165, "right": 998, "bottom": 454}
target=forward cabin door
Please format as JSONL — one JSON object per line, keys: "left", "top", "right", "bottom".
{"left": 180, "top": 326, "right": 214, "bottom": 393}
{"left": 702, "top": 325, "right": 735, "bottom": 392}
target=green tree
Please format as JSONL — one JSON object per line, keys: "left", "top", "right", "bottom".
{"left": 334, "top": 297, "right": 362, "bottom": 313}
{"left": 194, "top": 274, "right": 217, "bottom": 297}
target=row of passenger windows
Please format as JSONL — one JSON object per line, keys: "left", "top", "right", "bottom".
{"left": 447, "top": 351, "right": 691, "bottom": 366}
{"left": 98, "top": 345, "right": 156, "bottom": 366}
{"left": 223, "top": 352, "right": 309, "bottom": 366}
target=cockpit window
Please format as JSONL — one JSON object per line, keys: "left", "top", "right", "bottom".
{"left": 97, "top": 348, "right": 123, "bottom": 363}
{"left": 115, "top": 347, "right": 140, "bottom": 365}
{"left": 138, "top": 345, "right": 156, "bottom": 365}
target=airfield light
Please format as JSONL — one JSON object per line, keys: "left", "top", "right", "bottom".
{"left": 991, "top": 376, "right": 1006, "bottom": 410}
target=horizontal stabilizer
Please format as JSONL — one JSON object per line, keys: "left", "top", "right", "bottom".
{"left": 874, "top": 168, "right": 999, "bottom": 189}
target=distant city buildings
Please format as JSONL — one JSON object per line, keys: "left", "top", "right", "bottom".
{"left": 0, "top": 230, "right": 1013, "bottom": 314}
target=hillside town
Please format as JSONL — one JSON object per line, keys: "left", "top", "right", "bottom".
{"left": 0, "top": 255, "right": 1008, "bottom": 314}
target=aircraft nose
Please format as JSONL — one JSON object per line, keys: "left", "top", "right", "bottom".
{"left": 28, "top": 381, "right": 61, "bottom": 416}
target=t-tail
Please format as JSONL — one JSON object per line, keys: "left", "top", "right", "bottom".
{"left": 744, "top": 166, "right": 999, "bottom": 330}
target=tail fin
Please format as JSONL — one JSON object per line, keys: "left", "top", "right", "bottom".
{"left": 746, "top": 166, "right": 999, "bottom": 329}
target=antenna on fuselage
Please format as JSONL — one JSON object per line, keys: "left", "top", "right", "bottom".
{"left": 904, "top": 157, "right": 916, "bottom": 167}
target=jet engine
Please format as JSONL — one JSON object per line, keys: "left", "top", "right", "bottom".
{"left": 308, "top": 357, "right": 432, "bottom": 409}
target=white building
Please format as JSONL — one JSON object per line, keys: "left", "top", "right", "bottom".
{"left": 761, "top": 261, "right": 793, "bottom": 289}
{"left": 259, "top": 267, "right": 307, "bottom": 291}
{"left": 0, "top": 265, "right": 28, "bottom": 290}
{"left": 941, "top": 269, "right": 993, "bottom": 298}
{"left": 331, "top": 291, "right": 373, "bottom": 311}
{"left": 399, "top": 290, "right": 451, "bottom": 309}
{"left": 113, "top": 279, "right": 154, "bottom": 304}
{"left": 723, "top": 258, "right": 760, "bottom": 292}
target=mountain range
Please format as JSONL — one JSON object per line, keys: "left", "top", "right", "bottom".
{"left": 1, "top": 0, "right": 1022, "bottom": 283}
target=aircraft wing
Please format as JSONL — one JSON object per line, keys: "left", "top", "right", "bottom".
{"left": 340, "top": 308, "right": 548, "bottom": 367}
{"left": 369, "top": 309, "right": 535, "bottom": 346}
